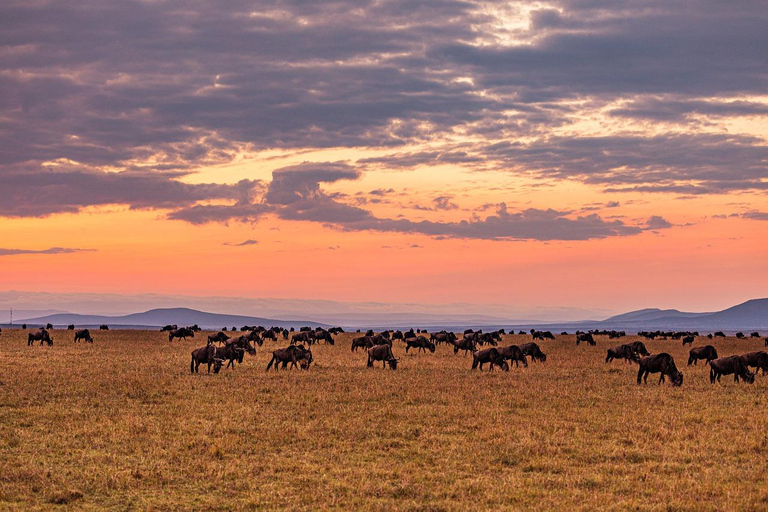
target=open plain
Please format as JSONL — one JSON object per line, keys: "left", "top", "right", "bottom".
{"left": 1, "top": 329, "right": 768, "bottom": 510}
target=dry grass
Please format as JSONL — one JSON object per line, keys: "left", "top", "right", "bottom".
{"left": 1, "top": 329, "right": 768, "bottom": 510}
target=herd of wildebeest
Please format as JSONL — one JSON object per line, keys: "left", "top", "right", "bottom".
{"left": 4, "top": 323, "right": 768, "bottom": 386}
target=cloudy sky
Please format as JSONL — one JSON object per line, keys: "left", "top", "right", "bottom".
{"left": 1, "top": 0, "right": 766, "bottom": 315}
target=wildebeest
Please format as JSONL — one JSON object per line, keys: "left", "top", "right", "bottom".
{"left": 740, "top": 351, "right": 768, "bottom": 375}
{"left": 629, "top": 341, "right": 650, "bottom": 356}
{"left": 190, "top": 345, "right": 226, "bottom": 374}
{"left": 471, "top": 348, "right": 509, "bottom": 371}
{"left": 218, "top": 335, "right": 257, "bottom": 369}
{"left": 169, "top": 327, "right": 195, "bottom": 342}
{"left": 714, "top": 331, "right": 725, "bottom": 337}
{"left": 46, "top": 323, "right": 53, "bottom": 329}
{"left": 67, "top": 324, "right": 75, "bottom": 330}
{"left": 736, "top": 332, "right": 746, "bottom": 339}
{"left": 261, "top": 328, "right": 278, "bottom": 342}
{"left": 605, "top": 344, "right": 640, "bottom": 364}
{"left": 74, "top": 329, "right": 93, "bottom": 343}
{"left": 161, "top": 324, "right": 178, "bottom": 331}
{"left": 367, "top": 344, "right": 399, "bottom": 369}
{"left": 576, "top": 333, "right": 595, "bottom": 346}
{"left": 351, "top": 336, "right": 373, "bottom": 352}
{"left": 329, "top": 327, "right": 344, "bottom": 335}
{"left": 451, "top": 337, "right": 477, "bottom": 356}
{"left": 498, "top": 345, "right": 527, "bottom": 367}
{"left": 207, "top": 331, "right": 230, "bottom": 345}
{"left": 430, "top": 331, "right": 457, "bottom": 345}
{"left": 688, "top": 345, "right": 718, "bottom": 366}
{"left": 637, "top": 353, "right": 683, "bottom": 386}
{"left": 681, "top": 335, "right": 695, "bottom": 346}
{"left": 28, "top": 329, "right": 53, "bottom": 346}
{"left": 750, "top": 332, "right": 760, "bottom": 338}
{"left": 710, "top": 356, "right": 755, "bottom": 384}
{"left": 519, "top": 342, "right": 547, "bottom": 363}
{"left": 404, "top": 336, "right": 435, "bottom": 353}
{"left": 532, "top": 330, "right": 555, "bottom": 340}
{"left": 99, "top": 325, "right": 109, "bottom": 330}
{"left": 265, "top": 345, "right": 313, "bottom": 371}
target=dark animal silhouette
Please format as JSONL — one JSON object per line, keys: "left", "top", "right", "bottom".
{"left": 451, "top": 337, "right": 477, "bottom": 356}
{"left": 576, "top": 333, "right": 595, "bottom": 346}
{"left": 207, "top": 331, "right": 230, "bottom": 345}
{"left": 682, "top": 335, "right": 695, "bottom": 346}
{"left": 637, "top": 353, "right": 683, "bottom": 386}
{"left": 99, "top": 325, "right": 109, "bottom": 330}
{"left": 67, "top": 324, "right": 75, "bottom": 330}
{"left": 74, "top": 329, "right": 93, "bottom": 343}
{"left": 605, "top": 344, "right": 640, "bottom": 364}
{"left": 367, "top": 344, "right": 399, "bottom": 369}
{"left": 161, "top": 324, "right": 178, "bottom": 331}
{"left": 266, "top": 345, "right": 313, "bottom": 371}
{"left": 710, "top": 356, "right": 755, "bottom": 384}
{"left": 630, "top": 341, "right": 650, "bottom": 356}
{"left": 190, "top": 345, "right": 226, "bottom": 373}
{"left": 169, "top": 327, "right": 195, "bottom": 342}
{"left": 28, "top": 329, "right": 53, "bottom": 346}
{"left": 404, "top": 336, "right": 435, "bottom": 353}
{"left": 688, "top": 345, "right": 718, "bottom": 366}
{"left": 519, "top": 342, "right": 547, "bottom": 362}
{"left": 471, "top": 348, "right": 509, "bottom": 371}
{"left": 498, "top": 345, "right": 527, "bottom": 367}
{"left": 351, "top": 336, "right": 374, "bottom": 352}
{"left": 740, "top": 351, "right": 768, "bottom": 375}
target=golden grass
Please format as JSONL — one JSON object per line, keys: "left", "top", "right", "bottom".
{"left": 1, "top": 329, "right": 768, "bottom": 510}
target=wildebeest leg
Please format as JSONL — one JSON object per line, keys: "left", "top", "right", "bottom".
{"left": 659, "top": 374, "right": 665, "bottom": 384}
{"left": 734, "top": 374, "right": 739, "bottom": 382}
{"left": 637, "top": 367, "right": 643, "bottom": 384}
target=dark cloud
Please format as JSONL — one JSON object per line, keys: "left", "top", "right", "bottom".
{"left": 740, "top": 211, "right": 768, "bottom": 221}
{"left": 1, "top": 0, "right": 766, "bottom": 223}
{"left": 646, "top": 216, "right": 673, "bottom": 229}
{"left": 0, "top": 247, "right": 95, "bottom": 256}
{"left": 223, "top": 239, "right": 259, "bottom": 247}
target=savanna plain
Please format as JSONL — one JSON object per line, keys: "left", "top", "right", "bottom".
{"left": 1, "top": 329, "right": 767, "bottom": 510}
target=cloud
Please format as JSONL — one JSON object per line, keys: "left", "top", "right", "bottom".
{"left": 646, "top": 216, "right": 673, "bottom": 229}
{"left": 223, "top": 239, "right": 259, "bottom": 247}
{"left": 1, "top": 0, "right": 766, "bottom": 226}
{"left": 0, "top": 247, "right": 95, "bottom": 256}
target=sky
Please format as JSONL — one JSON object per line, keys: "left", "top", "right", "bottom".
{"left": 0, "top": 0, "right": 766, "bottom": 317}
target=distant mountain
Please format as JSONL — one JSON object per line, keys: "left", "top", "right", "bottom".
{"left": 12, "top": 307, "right": 329, "bottom": 330}
{"left": 4, "top": 299, "right": 767, "bottom": 332}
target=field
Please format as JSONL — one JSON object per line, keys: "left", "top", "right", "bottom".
{"left": 1, "top": 329, "right": 768, "bottom": 510}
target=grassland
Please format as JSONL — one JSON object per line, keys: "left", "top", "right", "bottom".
{"left": 1, "top": 328, "right": 767, "bottom": 510}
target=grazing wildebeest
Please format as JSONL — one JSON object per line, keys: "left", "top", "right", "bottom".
{"left": 367, "top": 344, "right": 399, "bottom": 369}
{"left": 28, "top": 329, "right": 53, "bottom": 346}
{"left": 218, "top": 336, "right": 257, "bottom": 369}
{"left": 630, "top": 341, "right": 650, "bottom": 356}
{"left": 576, "top": 333, "right": 595, "bottom": 346}
{"left": 714, "top": 331, "right": 725, "bottom": 338}
{"left": 430, "top": 331, "right": 456, "bottom": 345}
{"left": 519, "top": 342, "right": 547, "bottom": 363}
{"left": 46, "top": 323, "right": 53, "bottom": 330}
{"left": 291, "top": 331, "right": 313, "bottom": 345}
{"left": 169, "top": 327, "right": 195, "bottom": 342}
{"left": 637, "top": 353, "right": 683, "bottom": 386}
{"left": 351, "top": 336, "right": 374, "bottom": 352}
{"left": 451, "top": 337, "right": 477, "bottom": 356}
{"left": 74, "top": 329, "right": 93, "bottom": 343}
{"left": 161, "top": 324, "right": 177, "bottom": 332}
{"left": 471, "top": 348, "right": 509, "bottom": 371}
{"left": 606, "top": 344, "right": 640, "bottom": 364}
{"left": 261, "top": 329, "right": 278, "bottom": 342}
{"left": 190, "top": 345, "right": 226, "bottom": 374}
{"left": 682, "top": 335, "right": 695, "bottom": 346}
{"left": 532, "top": 330, "right": 555, "bottom": 340}
{"left": 67, "top": 324, "right": 75, "bottom": 330}
{"left": 405, "top": 336, "right": 435, "bottom": 353}
{"left": 313, "top": 329, "right": 335, "bottom": 345}
{"left": 740, "top": 351, "right": 768, "bottom": 375}
{"left": 750, "top": 332, "right": 760, "bottom": 338}
{"left": 710, "top": 356, "right": 755, "bottom": 384}
{"left": 100, "top": 325, "right": 109, "bottom": 330}
{"left": 329, "top": 327, "right": 344, "bottom": 335}
{"left": 498, "top": 345, "right": 527, "bottom": 367}
{"left": 22, "top": 324, "right": 27, "bottom": 329}
{"left": 266, "top": 345, "right": 313, "bottom": 371}
{"left": 207, "top": 331, "right": 230, "bottom": 345}
{"left": 688, "top": 345, "right": 718, "bottom": 366}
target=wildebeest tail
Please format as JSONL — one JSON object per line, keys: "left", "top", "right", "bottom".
{"left": 266, "top": 355, "right": 276, "bottom": 371}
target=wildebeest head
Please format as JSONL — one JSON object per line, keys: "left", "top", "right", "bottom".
{"left": 671, "top": 372, "right": 683, "bottom": 387}
{"left": 387, "top": 358, "right": 399, "bottom": 370}
{"left": 743, "top": 369, "right": 756, "bottom": 384}
{"left": 213, "top": 357, "right": 225, "bottom": 373}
